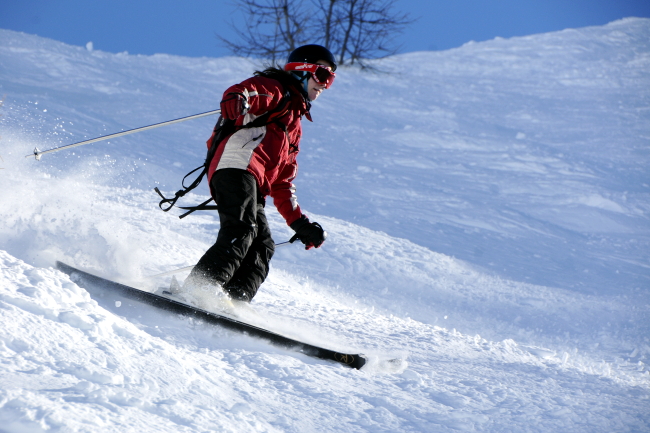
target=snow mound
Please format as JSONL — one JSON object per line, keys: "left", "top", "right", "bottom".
{"left": 1, "top": 18, "right": 649, "bottom": 432}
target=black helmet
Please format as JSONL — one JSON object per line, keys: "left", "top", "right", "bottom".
{"left": 286, "top": 44, "right": 337, "bottom": 71}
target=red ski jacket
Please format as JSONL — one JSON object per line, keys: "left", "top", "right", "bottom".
{"left": 206, "top": 74, "right": 311, "bottom": 226}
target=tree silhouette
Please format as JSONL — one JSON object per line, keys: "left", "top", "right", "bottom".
{"left": 220, "top": 0, "right": 412, "bottom": 67}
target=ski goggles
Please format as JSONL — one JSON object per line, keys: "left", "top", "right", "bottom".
{"left": 285, "top": 62, "right": 336, "bottom": 88}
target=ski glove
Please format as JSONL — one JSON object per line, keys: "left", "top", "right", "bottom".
{"left": 220, "top": 92, "right": 249, "bottom": 120}
{"left": 290, "top": 215, "right": 327, "bottom": 250}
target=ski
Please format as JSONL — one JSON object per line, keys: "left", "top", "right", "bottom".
{"left": 56, "top": 261, "right": 366, "bottom": 369}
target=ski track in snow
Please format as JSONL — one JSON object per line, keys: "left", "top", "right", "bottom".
{"left": 1, "top": 18, "right": 649, "bottom": 432}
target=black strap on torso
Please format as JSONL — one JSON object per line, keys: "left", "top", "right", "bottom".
{"left": 154, "top": 84, "right": 296, "bottom": 219}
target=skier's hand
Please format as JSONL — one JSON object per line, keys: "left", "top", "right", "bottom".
{"left": 290, "top": 216, "right": 327, "bottom": 250}
{"left": 220, "top": 92, "right": 249, "bottom": 120}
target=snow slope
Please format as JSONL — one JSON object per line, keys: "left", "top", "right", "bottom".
{"left": 0, "top": 18, "right": 649, "bottom": 432}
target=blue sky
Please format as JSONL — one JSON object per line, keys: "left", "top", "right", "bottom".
{"left": 1, "top": 0, "right": 649, "bottom": 58}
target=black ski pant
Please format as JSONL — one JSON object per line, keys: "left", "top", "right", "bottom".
{"left": 189, "top": 168, "right": 275, "bottom": 301}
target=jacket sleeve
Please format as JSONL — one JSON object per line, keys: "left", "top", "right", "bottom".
{"left": 207, "top": 76, "right": 285, "bottom": 149}
{"left": 271, "top": 162, "right": 303, "bottom": 226}
{"left": 223, "top": 76, "right": 285, "bottom": 119}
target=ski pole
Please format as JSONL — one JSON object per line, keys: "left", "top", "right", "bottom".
{"left": 275, "top": 234, "right": 299, "bottom": 248}
{"left": 149, "top": 265, "right": 197, "bottom": 278}
{"left": 147, "top": 237, "right": 299, "bottom": 278}
{"left": 25, "top": 109, "right": 221, "bottom": 160}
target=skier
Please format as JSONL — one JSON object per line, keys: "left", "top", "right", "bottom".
{"left": 182, "top": 44, "right": 337, "bottom": 307}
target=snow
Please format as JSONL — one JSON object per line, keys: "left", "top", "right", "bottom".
{"left": 1, "top": 18, "right": 649, "bottom": 432}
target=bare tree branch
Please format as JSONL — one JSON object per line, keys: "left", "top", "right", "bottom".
{"left": 219, "top": 0, "right": 413, "bottom": 67}
{"left": 218, "top": 0, "right": 313, "bottom": 64}
{"left": 342, "top": 0, "right": 412, "bottom": 67}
